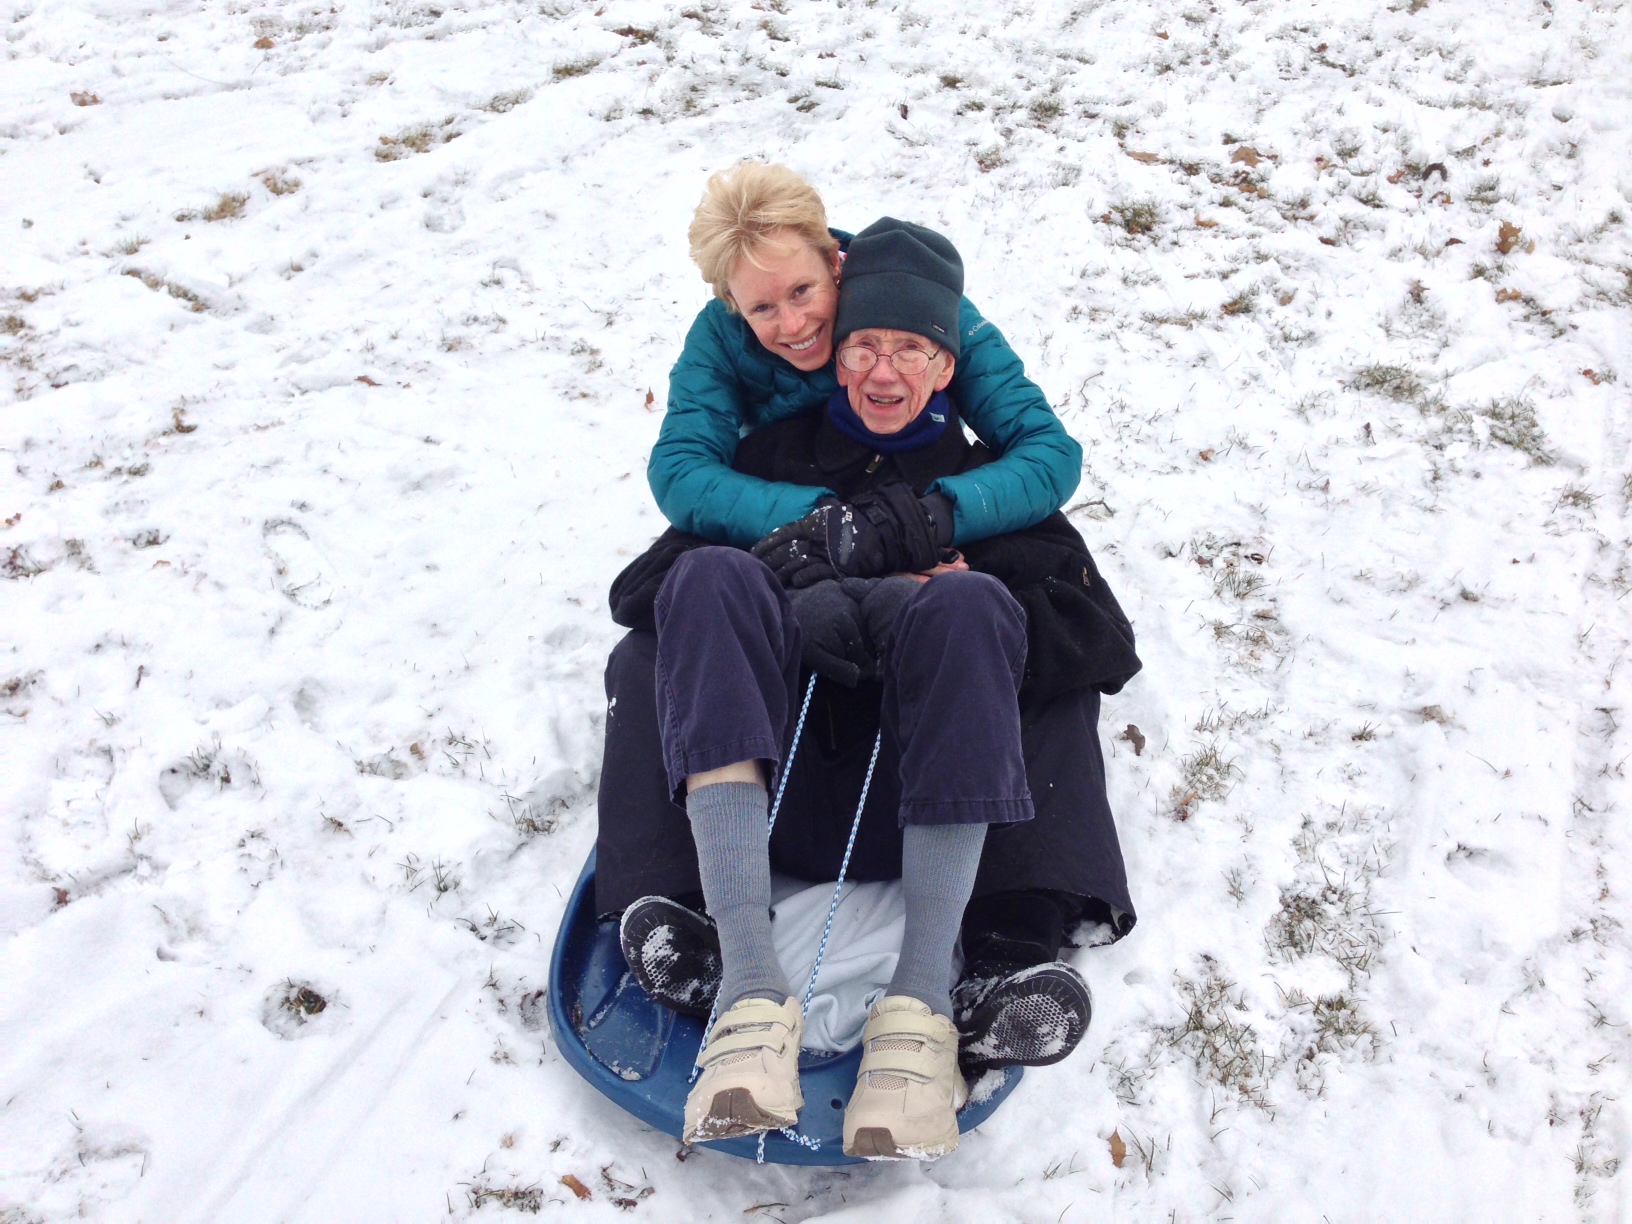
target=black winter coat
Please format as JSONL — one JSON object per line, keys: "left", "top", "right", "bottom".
{"left": 609, "top": 409, "right": 1141, "bottom": 704}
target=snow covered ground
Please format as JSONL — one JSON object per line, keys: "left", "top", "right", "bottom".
{"left": 3, "top": 0, "right": 1630, "bottom": 1218}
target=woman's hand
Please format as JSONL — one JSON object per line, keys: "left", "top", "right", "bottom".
{"left": 905, "top": 551, "right": 969, "bottom": 584}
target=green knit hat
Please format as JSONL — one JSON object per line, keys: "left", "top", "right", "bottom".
{"left": 834, "top": 218, "right": 964, "bottom": 357}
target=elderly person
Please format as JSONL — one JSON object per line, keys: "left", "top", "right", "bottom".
{"left": 598, "top": 220, "right": 1141, "bottom": 1160}
{"left": 650, "top": 160, "right": 1081, "bottom": 557}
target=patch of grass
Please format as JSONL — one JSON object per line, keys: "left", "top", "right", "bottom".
{"left": 375, "top": 117, "right": 461, "bottom": 160}
{"left": 259, "top": 171, "right": 301, "bottom": 195}
{"left": 1142, "top": 308, "right": 1210, "bottom": 328}
{"left": 1214, "top": 562, "right": 1267, "bottom": 600}
{"left": 4, "top": 546, "right": 51, "bottom": 579}
{"left": 200, "top": 191, "right": 249, "bottom": 221}
{"left": 1111, "top": 197, "right": 1162, "bottom": 235}
{"left": 1028, "top": 96, "right": 1063, "bottom": 124}
{"left": 613, "top": 25, "right": 656, "bottom": 44}
{"left": 1, "top": 315, "right": 25, "bottom": 334}
{"left": 502, "top": 792, "right": 561, "bottom": 838}
{"left": 1220, "top": 289, "right": 1255, "bottom": 316}
{"left": 466, "top": 1181, "right": 544, "bottom": 1213}
{"left": 939, "top": 72, "right": 964, "bottom": 88}
{"left": 1171, "top": 741, "right": 1239, "bottom": 818}
{"left": 122, "top": 267, "right": 206, "bottom": 311}
{"left": 1481, "top": 396, "right": 1554, "bottom": 463}
{"left": 481, "top": 88, "right": 532, "bottom": 113}
{"left": 552, "top": 55, "right": 601, "bottom": 79}
{"left": 1161, "top": 958, "right": 1276, "bottom": 1109}
{"left": 1352, "top": 363, "right": 1423, "bottom": 401}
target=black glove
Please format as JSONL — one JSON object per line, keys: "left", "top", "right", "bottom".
{"left": 841, "top": 575, "right": 921, "bottom": 662}
{"left": 787, "top": 580, "right": 871, "bottom": 687}
{"left": 753, "top": 484, "right": 942, "bottom": 588}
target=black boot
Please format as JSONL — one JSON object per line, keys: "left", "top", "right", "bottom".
{"left": 618, "top": 895, "right": 722, "bottom": 1018}
{"left": 954, "top": 890, "right": 1093, "bottom": 1070}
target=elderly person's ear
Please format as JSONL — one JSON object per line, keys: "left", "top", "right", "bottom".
{"left": 931, "top": 353, "right": 955, "bottom": 393}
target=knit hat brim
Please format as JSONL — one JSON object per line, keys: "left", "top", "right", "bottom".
{"left": 833, "top": 270, "right": 962, "bottom": 358}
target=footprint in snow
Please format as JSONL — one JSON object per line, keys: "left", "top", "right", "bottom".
{"left": 262, "top": 518, "right": 335, "bottom": 608}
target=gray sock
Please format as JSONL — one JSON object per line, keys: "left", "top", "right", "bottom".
{"left": 889, "top": 822, "right": 988, "bottom": 1019}
{"left": 687, "top": 781, "right": 791, "bottom": 1011}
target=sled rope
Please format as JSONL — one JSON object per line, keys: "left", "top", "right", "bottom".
{"left": 687, "top": 673, "right": 886, "bottom": 1162}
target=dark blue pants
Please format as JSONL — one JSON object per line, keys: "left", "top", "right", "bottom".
{"left": 595, "top": 548, "right": 1136, "bottom": 935}
{"left": 652, "top": 547, "right": 1033, "bottom": 824}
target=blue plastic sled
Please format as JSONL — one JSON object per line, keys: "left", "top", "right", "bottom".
{"left": 548, "top": 849, "right": 1023, "bottom": 1165}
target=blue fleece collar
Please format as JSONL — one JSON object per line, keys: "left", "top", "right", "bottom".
{"left": 825, "top": 389, "right": 951, "bottom": 454}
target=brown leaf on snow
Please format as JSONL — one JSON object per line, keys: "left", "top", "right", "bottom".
{"left": 1230, "top": 146, "right": 1263, "bottom": 167}
{"left": 254, "top": 36, "right": 275, "bottom": 49}
{"left": 1110, "top": 1129, "right": 1128, "bottom": 1168}
{"left": 561, "top": 1174, "right": 592, "bottom": 1200}
{"left": 1496, "top": 220, "right": 1523, "bottom": 254}
{"left": 644, "top": 388, "right": 655, "bottom": 409}
{"left": 1119, "top": 725, "right": 1146, "bottom": 756}
{"left": 1125, "top": 150, "right": 1162, "bottom": 164}
{"left": 1582, "top": 369, "right": 1602, "bottom": 385}
{"left": 1196, "top": 217, "right": 1219, "bottom": 229}
{"left": 71, "top": 91, "right": 102, "bottom": 106}
{"left": 1495, "top": 287, "right": 1523, "bottom": 303}
{"left": 356, "top": 375, "right": 381, "bottom": 386}
{"left": 1199, "top": 448, "right": 1216, "bottom": 462}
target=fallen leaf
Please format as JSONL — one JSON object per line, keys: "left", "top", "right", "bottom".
{"left": 1444, "top": 237, "right": 1464, "bottom": 247}
{"left": 1196, "top": 217, "right": 1219, "bottom": 229}
{"left": 1155, "top": 30, "right": 1169, "bottom": 40}
{"left": 1387, "top": 169, "right": 1405, "bottom": 184}
{"left": 1119, "top": 725, "right": 1146, "bottom": 756}
{"left": 356, "top": 375, "right": 381, "bottom": 386}
{"left": 1582, "top": 369, "right": 1601, "bottom": 385}
{"left": 254, "top": 36, "right": 274, "bottom": 48}
{"left": 1495, "top": 287, "right": 1523, "bottom": 303}
{"left": 2, "top": 513, "right": 20, "bottom": 528}
{"left": 643, "top": 388, "right": 655, "bottom": 408}
{"left": 1315, "top": 42, "right": 1328, "bottom": 52}
{"left": 1125, "top": 150, "right": 1162, "bottom": 164}
{"left": 1230, "top": 145, "right": 1263, "bottom": 167}
{"left": 1110, "top": 1129, "right": 1128, "bottom": 1168}
{"left": 1199, "top": 448, "right": 1216, "bottom": 462}
{"left": 1421, "top": 162, "right": 1448, "bottom": 181}
{"left": 561, "top": 1174, "right": 592, "bottom": 1201}
{"left": 1278, "top": 290, "right": 1297, "bottom": 305}
{"left": 54, "top": 887, "right": 71, "bottom": 907}
{"left": 70, "top": 91, "right": 101, "bottom": 106}
{"left": 1496, "top": 220, "right": 1522, "bottom": 254}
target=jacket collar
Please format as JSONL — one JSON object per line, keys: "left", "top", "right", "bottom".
{"left": 813, "top": 400, "right": 970, "bottom": 488}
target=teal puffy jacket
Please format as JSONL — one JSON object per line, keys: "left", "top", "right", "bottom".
{"left": 649, "top": 243, "right": 1082, "bottom": 548}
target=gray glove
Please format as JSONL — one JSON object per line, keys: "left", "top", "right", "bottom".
{"left": 787, "top": 580, "right": 870, "bottom": 687}
{"left": 841, "top": 575, "right": 921, "bottom": 664}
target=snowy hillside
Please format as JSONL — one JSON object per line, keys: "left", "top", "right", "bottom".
{"left": 3, "top": 0, "right": 1629, "bottom": 1218}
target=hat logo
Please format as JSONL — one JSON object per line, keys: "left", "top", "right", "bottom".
{"left": 931, "top": 322, "right": 947, "bottom": 334}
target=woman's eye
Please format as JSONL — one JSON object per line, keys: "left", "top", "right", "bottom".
{"left": 791, "top": 284, "right": 811, "bottom": 300}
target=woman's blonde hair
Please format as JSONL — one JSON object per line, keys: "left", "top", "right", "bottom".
{"left": 688, "top": 161, "right": 838, "bottom": 310}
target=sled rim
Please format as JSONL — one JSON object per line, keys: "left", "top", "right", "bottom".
{"left": 546, "top": 849, "right": 1023, "bottom": 1166}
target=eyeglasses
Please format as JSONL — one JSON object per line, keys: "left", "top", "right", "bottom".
{"left": 837, "top": 344, "right": 940, "bottom": 377}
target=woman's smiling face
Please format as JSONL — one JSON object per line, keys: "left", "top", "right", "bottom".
{"left": 726, "top": 229, "right": 841, "bottom": 372}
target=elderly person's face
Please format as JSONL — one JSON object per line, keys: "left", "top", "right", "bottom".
{"left": 726, "top": 228, "right": 841, "bottom": 372}
{"left": 835, "top": 328, "right": 956, "bottom": 435}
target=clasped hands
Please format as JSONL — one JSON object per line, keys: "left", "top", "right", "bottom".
{"left": 751, "top": 484, "right": 966, "bottom": 686}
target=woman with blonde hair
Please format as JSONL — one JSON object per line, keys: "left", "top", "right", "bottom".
{"left": 649, "top": 160, "right": 1081, "bottom": 557}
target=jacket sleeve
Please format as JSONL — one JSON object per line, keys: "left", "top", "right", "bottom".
{"left": 960, "top": 515, "right": 1142, "bottom": 701}
{"left": 932, "top": 298, "right": 1083, "bottom": 545}
{"left": 647, "top": 303, "right": 830, "bottom": 548}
